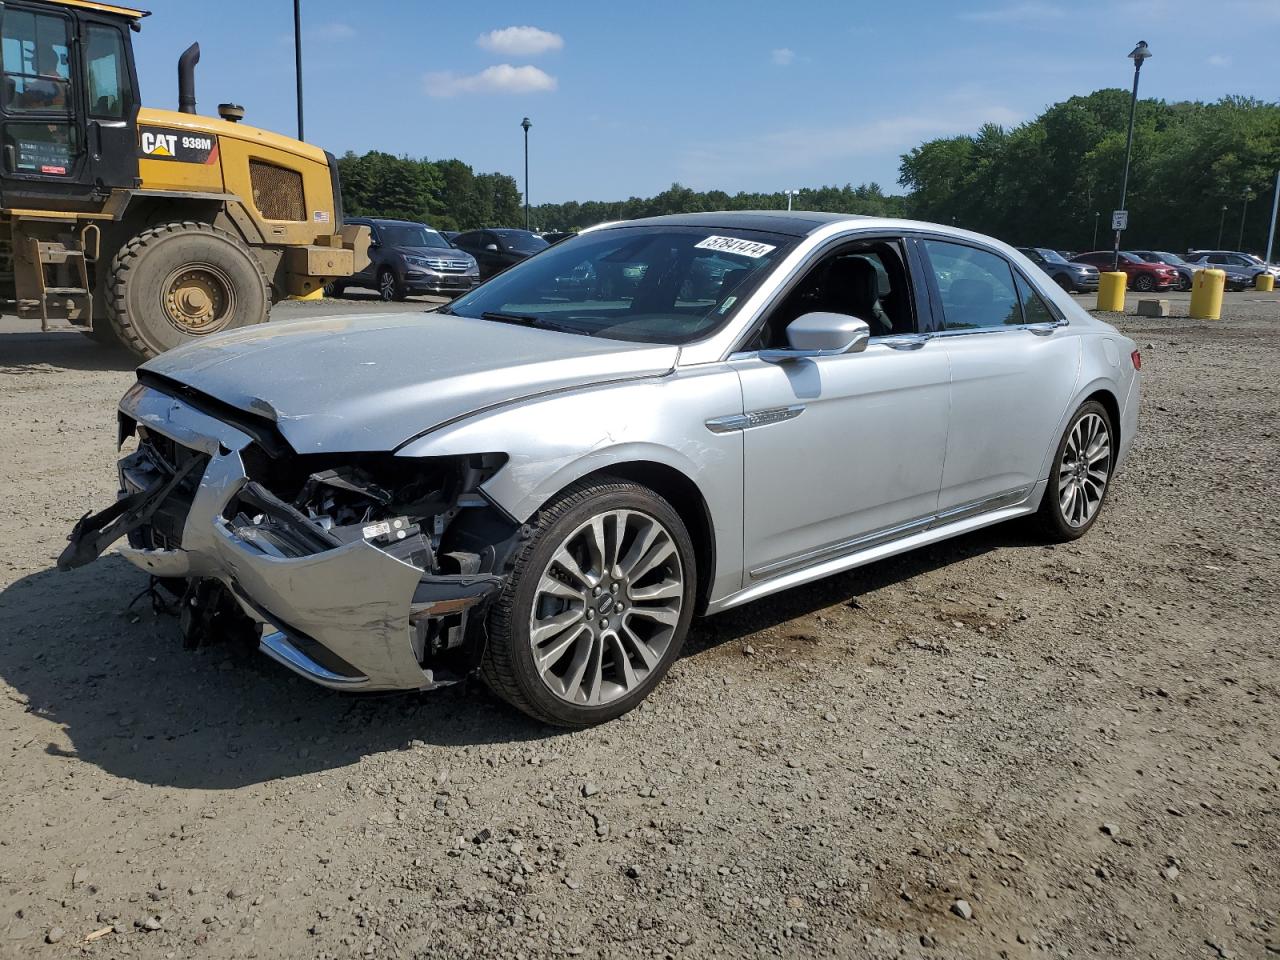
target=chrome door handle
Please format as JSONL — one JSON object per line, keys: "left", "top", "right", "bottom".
{"left": 882, "top": 335, "right": 928, "bottom": 350}
{"left": 1026, "top": 323, "right": 1063, "bottom": 337}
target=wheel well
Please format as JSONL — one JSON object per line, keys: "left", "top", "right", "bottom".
{"left": 1083, "top": 388, "right": 1121, "bottom": 454}
{"left": 574, "top": 462, "right": 715, "bottom": 614}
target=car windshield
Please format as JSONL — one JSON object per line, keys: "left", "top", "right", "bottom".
{"left": 379, "top": 224, "right": 451, "bottom": 249}
{"left": 492, "top": 230, "right": 550, "bottom": 255}
{"left": 444, "top": 226, "right": 795, "bottom": 344}
{"left": 1035, "top": 248, "right": 1069, "bottom": 264}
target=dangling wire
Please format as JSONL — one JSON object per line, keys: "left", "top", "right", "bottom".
{"left": 126, "top": 576, "right": 179, "bottom": 616}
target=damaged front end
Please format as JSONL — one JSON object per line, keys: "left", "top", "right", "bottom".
{"left": 60, "top": 381, "right": 518, "bottom": 692}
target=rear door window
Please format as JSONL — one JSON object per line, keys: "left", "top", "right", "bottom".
{"left": 922, "top": 240, "right": 1021, "bottom": 330}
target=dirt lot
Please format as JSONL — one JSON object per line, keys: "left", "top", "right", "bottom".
{"left": 1, "top": 293, "right": 1278, "bottom": 959}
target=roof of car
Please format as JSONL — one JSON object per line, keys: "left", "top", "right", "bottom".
{"left": 612, "top": 211, "right": 869, "bottom": 238}
{"left": 348, "top": 217, "right": 434, "bottom": 228}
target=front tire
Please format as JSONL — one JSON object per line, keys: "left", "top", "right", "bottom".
{"left": 1034, "top": 401, "right": 1114, "bottom": 542}
{"left": 377, "top": 267, "right": 406, "bottom": 302}
{"left": 1133, "top": 274, "right": 1154, "bottom": 292}
{"left": 1176, "top": 273, "right": 1192, "bottom": 292}
{"left": 107, "top": 221, "right": 270, "bottom": 359}
{"left": 1054, "top": 274, "right": 1074, "bottom": 292}
{"left": 481, "top": 478, "right": 697, "bottom": 727}
{"left": 324, "top": 279, "right": 345, "bottom": 298}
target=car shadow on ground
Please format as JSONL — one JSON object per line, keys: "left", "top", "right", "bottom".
{"left": 0, "top": 523, "right": 1040, "bottom": 791}
{"left": 0, "top": 330, "right": 139, "bottom": 374}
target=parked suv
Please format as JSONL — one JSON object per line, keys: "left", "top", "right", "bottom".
{"left": 452, "top": 228, "right": 549, "bottom": 279}
{"left": 1071, "top": 251, "right": 1177, "bottom": 291}
{"left": 1017, "top": 247, "right": 1099, "bottom": 292}
{"left": 1186, "top": 251, "right": 1279, "bottom": 285}
{"left": 331, "top": 219, "right": 479, "bottom": 301}
{"left": 1131, "top": 250, "right": 1250, "bottom": 291}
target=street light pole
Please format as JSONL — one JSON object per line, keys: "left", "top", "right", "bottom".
{"left": 1217, "top": 204, "right": 1228, "bottom": 248}
{"left": 521, "top": 117, "right": 532, "bottom": 231}
{"left": 1112, "top": 40, "right": 1150, "bottom": 272}
{"left": 1238, "top": 189, "right": 1253, "bottom": 250}
{"left": 784, "top": 189, "right": 798, "bottom": 211}
{"left": 1092, "top": 211, "right": 1100, "bottom": 249}
{"left": 1266, "top": 169, "right": 1279, "bottom": 267}
{"left": 293, "top": 0, "right": 304, "bottom": 141}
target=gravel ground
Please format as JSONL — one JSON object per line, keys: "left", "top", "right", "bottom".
{"left": 1, "top": 293, "right": 1278, "bottom": 959}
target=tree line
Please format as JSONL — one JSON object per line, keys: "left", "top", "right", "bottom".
{"left": 899, "top": 91, "right": 1280, "bottom": 253}
{"left": 336, "top": 90, "right": 1279, "bottom": 254}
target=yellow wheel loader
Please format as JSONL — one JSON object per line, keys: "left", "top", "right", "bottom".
{"left": 0, "top": 0, "right": 369, "bottom": 357}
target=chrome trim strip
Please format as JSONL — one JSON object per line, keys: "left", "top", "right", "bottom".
{"left": 749, "top": 515, "right": 935, "bottom": 580}
{"left": 749, "top": 485, "right": 1035, "bottom": 581}
{"left": 705, "top": 404, "right": 805, "bottom": 434}
{"left": 260, "top": 630, "right": 369, "bottom": 687}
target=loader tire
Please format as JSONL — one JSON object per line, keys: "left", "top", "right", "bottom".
{"left": 108, "top": 221, "right": 270, "bottom": 359}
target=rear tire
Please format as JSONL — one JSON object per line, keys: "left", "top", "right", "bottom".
{"left": 481, "top": 478, "right": 697, "bottom": 727}
{"left": 107, "top": 221, "right": 270, "bottom": 359}
{"left": 1034, "top": 401, "right": 1114, "bottom": 543}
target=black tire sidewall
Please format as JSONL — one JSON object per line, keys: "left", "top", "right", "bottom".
{"left": 492, "top": 484, "right": 697, "bottom": 727}
{"left": 110, "top": 223, "right": 269, "bottom": 358}
{"left": 1134, "top": 275, "right": 1154, "bottom": 291}
{"left": 1040, "top": 400, "right": 1114, "bottom": 541}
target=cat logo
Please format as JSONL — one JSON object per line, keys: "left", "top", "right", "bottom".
{"left": 141, "top": 131, "right": 177, "bottom": 157}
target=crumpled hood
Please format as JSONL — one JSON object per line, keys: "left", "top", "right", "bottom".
{"left": 139, "top": 312, "right": 678, "bottom": 452}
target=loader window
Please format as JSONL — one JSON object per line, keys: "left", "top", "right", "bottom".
{"left": 1, "top": 9, "right": 72, "bottom": 114}
{"left": 85, "top": 25, "right": 131, "bottom": 119}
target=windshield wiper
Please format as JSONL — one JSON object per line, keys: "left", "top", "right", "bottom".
{"left": 480, "top": 311, "right": 582, "bottom": 335}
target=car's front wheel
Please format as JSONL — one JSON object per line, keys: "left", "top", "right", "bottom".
{"left": 1035, "top": 401, "right": 1114, "bottom": 542}
{"left": 1133, "top": 274, "right": 1155, "bottom": 292}
{"left": 482, "top": 478, "right": 697, "bottom": 727}
{"left": 1176, "top": 273, "right": 1192, "bottom": 292}
{"left": 378, "top": 267, "right": 406, "bottom": 302}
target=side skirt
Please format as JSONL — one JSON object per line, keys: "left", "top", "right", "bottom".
{"left": 705, "top": 481, "right": 1046, "bottom": 615}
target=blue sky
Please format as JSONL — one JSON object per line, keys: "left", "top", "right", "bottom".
{"left": 134, "top": 0, "right": 1279, "bottom": 203}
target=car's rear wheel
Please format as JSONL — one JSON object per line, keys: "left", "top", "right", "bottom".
{"left": 1035, "top": 401, "right": 1114, "bottom": 542}
{"left": 481, "top": 478, "right": 697, "bottom": 727}
{"left": 1133, "top": 274, "right": 1154, "bottom": 292}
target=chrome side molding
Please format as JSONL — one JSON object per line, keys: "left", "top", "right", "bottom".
{"left": 705, "top": 404, "right": 805, "bottom": 434}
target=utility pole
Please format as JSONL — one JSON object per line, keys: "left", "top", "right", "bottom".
{"left": 1265, "top": 169, "right": 1279, "bottom": 266}
{"left": 1217, "top": 204, "right": 1228, "bottom": 248}
{"left": 293, "top": 0, "right": 304, "bottom": 140}
{"left": 1238, "top": 189, "right": 1254, "bottom": 251}
{"left": 1092, "top": 211, "right": 1100, "bottom": 249}
{"left": 521, "top": 117, "right": 532, "bottom": 231}
{"left": 1112, "top": 41, "right": 1150, "bottom": 271}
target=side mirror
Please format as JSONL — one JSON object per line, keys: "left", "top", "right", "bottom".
{"left": 369, "top": 239, "right": 381, "bottom": 249}
{"left": 484, "top": 243, "right": 500, "bottom": 252}
{"left": 759, "top": 312, "right": 871, "bottom": 362}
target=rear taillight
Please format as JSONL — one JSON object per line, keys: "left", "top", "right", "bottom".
{"left": 1131, "top": 350, "right": 1142, "bottom": 370}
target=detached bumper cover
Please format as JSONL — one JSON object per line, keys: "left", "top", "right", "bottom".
{"left": 63, "top": 384, "right": 501, "bottom": 692}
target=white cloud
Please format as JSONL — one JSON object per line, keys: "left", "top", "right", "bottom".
{"left": 958, "top": 2, "right": 1064, "bottom": 22}
{"left": 476, "top": 26, "right": 564, "bottom": 57}
{"left": 771, "top": 48, "right": 796, "bottom": 66}
{"left": 310, "top": 22, "right": 355, "bottom": 41}
{"left": 423, "top": 64, "right": 557, "bottom": 98}
{"left": 1206, "top": 53, "right": 1232, "bottom": 67}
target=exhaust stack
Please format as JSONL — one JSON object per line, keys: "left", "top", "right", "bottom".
{"left": 178, "top": 43, "right": 200, "bottom": 114}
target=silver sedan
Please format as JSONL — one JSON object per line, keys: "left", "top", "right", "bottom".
{"left": 61, "top": 212, "right": 1140, "bottom": 727}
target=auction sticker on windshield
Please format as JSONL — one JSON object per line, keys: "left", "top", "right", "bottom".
{"left": 694, "top": 236, "right": 777, "bottom": 258}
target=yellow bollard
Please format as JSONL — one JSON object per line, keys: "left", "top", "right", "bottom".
{"left": 1189, "top": 268, "right": 1225, "bottom": 320}
{"left": 1096, "top": 272, "right": 1127, "bottom": 312}
{"left": 1256, "top": 272, "right": 1275, "bottom": 292}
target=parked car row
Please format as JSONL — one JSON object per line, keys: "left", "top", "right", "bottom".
{"left": 326, "top": 219, "right": 550, "bottom": 301}
{"left": 1018, "top": 245, "right": 1275, "bottom": 293}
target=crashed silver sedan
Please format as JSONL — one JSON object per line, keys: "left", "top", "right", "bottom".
{"left": 62, "top": 212, "right": 1140, "bottom": 727}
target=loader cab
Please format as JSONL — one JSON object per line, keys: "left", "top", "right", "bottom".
{"left": 0, "top": 0, "right": 143, "bottom": 210}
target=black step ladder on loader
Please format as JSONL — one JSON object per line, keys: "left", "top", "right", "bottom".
{"left": 11, "top": 223, "right": 99, "bottom": 331}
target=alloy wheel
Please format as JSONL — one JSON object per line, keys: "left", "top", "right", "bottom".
{"left": 379, "top": 270, "right": 396, "bottom": 301}
{"left": 1058, "top": 413, "right": 1111, "bottom": 527}
{"left": 528, "top": 509, "right": 684, "bottom": 707}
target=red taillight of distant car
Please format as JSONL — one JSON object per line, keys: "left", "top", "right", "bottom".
{"left": 1131, "top": 350, "right": 1142, "bottom": 370}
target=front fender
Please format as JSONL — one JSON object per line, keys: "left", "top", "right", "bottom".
{"left": 396, "top": 365, "right": 748, "bottom": 603}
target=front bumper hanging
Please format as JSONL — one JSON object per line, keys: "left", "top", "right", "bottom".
{"left": 60, "top": 384, "right": 502, "bottom": 692}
